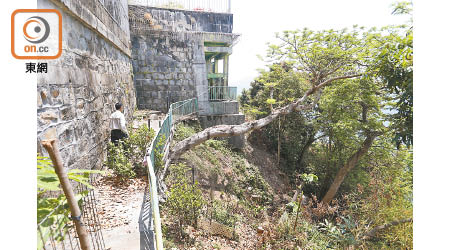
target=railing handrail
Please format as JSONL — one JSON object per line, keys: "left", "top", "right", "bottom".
{"left": 128, "top": 0, "right": 231, "bottom": 13}
{"left": 208, "top": 86, "right": 237, "bottom": 101}
{"left": 145, "top": 97, "right": 198, "bottom": 250}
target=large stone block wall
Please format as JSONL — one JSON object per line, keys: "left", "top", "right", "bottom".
{"left": 129, "top": 5, "right": 233, "bottom": 112}
{"left": 131, "top": 31, "right": 206, "bottom": 112}
{"left": 37, "top": 0, "right": 135, "bottom": 170}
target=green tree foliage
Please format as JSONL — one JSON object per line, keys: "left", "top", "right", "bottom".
{"left": 267, "top": 28, "right": 367, "bottom": 82}
{"left": 244, "top": 63, "right": 316, "bottom": 174}
{"left": 38, "top": 155, "right": 102, "bottom": 193}
{"left": 371, "top": 2, "right": 413, "bottom": 147}
{"left": 241, "top": 3, "right": 413, "bottom": 247}
{"left": 310, "top": 77, "right": 385, "bottom": 198}
{"left": 342, "top": 139, "right": 413, "bottom": 248}
{"left": 243, "top": 27, "right": 374, "bottom": 185}
{"left": 238, "top": 88, "right": 250, "bottom": 107}
{"left": 391, "top": 1, "right": 413, "bottom": 17}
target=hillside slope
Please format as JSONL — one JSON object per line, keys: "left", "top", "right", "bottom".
{"left": 161, "top": 120, "right": 294, "bottom": 249}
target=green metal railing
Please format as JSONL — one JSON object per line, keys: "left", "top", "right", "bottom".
{"left": 148, "top": 98, "right": 198, "bottom": 168}
{"left": 172, "top": 98, "right": 198, "bottom": 120}
{"left": 208, "top": 86, "right": 237, "bottom": 101}
{"left": 145, "top": 98, "right": 198, "bottom": 250}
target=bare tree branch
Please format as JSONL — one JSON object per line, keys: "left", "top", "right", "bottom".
{"left": 316, "top": 73, "right": 363, "bottom": 89}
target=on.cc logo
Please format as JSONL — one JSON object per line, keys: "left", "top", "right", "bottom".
{"left": 11, "top": 9, "right": 62, "bottom": 60}
{"left": 23, "top": 16, "right": 50, "bottom": 44}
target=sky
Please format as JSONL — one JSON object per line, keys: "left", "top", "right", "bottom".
{"left": 228, "top": 0, "right": 410, "bottom": 94}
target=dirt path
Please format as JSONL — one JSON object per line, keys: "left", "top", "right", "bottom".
{"left": 93, "top": 174, "right": 153, "bottom": 250}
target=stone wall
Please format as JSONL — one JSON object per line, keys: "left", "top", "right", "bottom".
{"left": 37, "top": 0, "right": 135, "bottom": 170}
{"left": 129, "top": 5, "right": 233, "bottom": 112}
{"left": 131, "top": 31, "right": 205, "bottom": 112}
{"left": 128, "top": 5, "right": 233, "bottom": 33}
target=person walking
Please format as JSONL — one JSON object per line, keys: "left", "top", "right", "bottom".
{"left": 110, "top": 102, "right": 128, "bottom": 145}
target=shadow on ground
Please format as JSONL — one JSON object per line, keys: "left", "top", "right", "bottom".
{"left": 139, "top": 186, "right": 155, "bottom": 250}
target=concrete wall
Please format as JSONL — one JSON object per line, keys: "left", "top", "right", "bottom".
{"left": 198, "top": 100, "right": 239, "bottom": 115}
{"left": 198, "top": 114, "right": 245, "bottom": 148}
{"left": 129, "top": 5, "right": 233, "bottom": 112}
{"left": 37, "top": 0, "right": 135, "bottom": 170}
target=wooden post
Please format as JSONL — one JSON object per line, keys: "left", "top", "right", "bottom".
{"left": 192, "top": 166, "right": 195, "bottom": 185}
{"left": 42, "top": 139, "right": 92, "bottom": 250}
{"left": 293, "top": 184, "right": 303, "bottom": 232}
{"left": 277, "top": 116, "right": 281, "bottom": 167}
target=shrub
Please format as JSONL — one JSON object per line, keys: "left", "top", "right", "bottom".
{"left": 166, "top": 163, "right": 204, "bottom": 236}
{"left": 106, "top": 142, "right": 135, "bottom": 179}
{"left": 126, "top": 124, "right": 155, "bottom": 173}
{"left": 153, "top": 134, "right": 166, "bottom": 172}
{"left": 105, "top": 123, "right": 155, "bottom": 178}
{"left": 174, "top": 122, "right": 198, "bottom": 142}
{"left": 205, "top": 139, "right": 226, "bottom": 150}
{"left": 210, "top": 200, "right": 237, "bottom": 228}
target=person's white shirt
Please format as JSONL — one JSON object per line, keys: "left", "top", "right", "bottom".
{"left": 110, "top": 110, "right": 128, "bottom": 134}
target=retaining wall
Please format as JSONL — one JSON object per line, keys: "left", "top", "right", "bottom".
{"left": 198, "top": 113, "right": 245, "bottom": 148}
{"left": 37, "top": 0, "right": 135, "bottom": 170}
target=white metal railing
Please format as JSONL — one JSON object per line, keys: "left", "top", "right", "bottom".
{"left": 128, "top": 0, "right": 231, "bottom": 13}
{"left": 208, "top": 86, "right": 237, "bottom": 101}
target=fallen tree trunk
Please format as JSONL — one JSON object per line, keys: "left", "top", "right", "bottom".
{"left": 362, "top": 218, "right": 412, "bottom": 240}
{"left": 160, "top": 74, "right": 362, "bottom": 180}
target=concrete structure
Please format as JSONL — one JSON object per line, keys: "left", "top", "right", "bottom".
{"left": 128, "top": 4, "right": 245, "bottom": 147}
{"left": 198, "top": 113, "right": 245, "bottom": 148}
{"left": 129, "top": 5, "right": 237, "bottom": 111}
